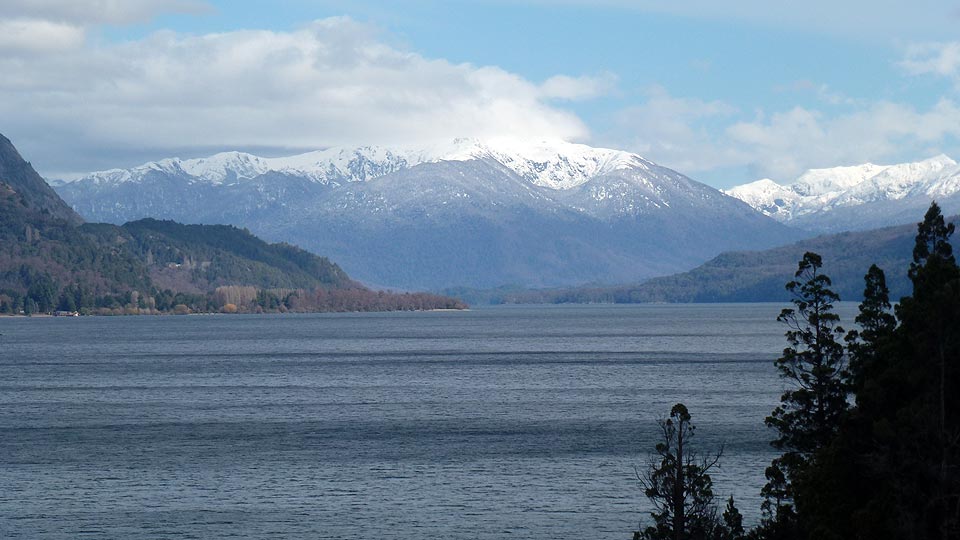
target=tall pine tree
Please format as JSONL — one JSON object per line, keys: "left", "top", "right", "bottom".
{"left": 891, "top": 202, "right": 960, "bottom": 539}
{"left": 845, "top": 264, "right": 897, "bottom": 396}
{"left": 794, "top": 203, "right": 960, "bottom": 540}
{"left": 759, "top": 252, "right": 847, "bottom": 536}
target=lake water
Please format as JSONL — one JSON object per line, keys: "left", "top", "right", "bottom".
{"left": 0, "top": 303, "right": 860, "bottom": 539}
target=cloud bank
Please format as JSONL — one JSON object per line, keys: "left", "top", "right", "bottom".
{"left": 605, "top": 87, "right": 960, "bottom": 184}
{"left": 5, "top": 5, "right": 960, "bottom": 186}
{"left": 1, "top": 15, "right": 605, "bottom": 176}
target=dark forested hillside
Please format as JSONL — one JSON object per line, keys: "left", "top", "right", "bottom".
{"left": 0, "top": 180, "right": 152, "bottom": 309}
{"left": 83, "top": 219, "right": 356, "bottom": 293}
{"left": 478, "top": 218, "right": 959, "bottom": 304}
{"left": 0, "top": 134, "right": 465, "bottom": 315}
{"left": 0, "top": 134, "right": 82, "bottom": 225}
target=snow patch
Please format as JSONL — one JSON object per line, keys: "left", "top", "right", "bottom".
{"left": 726, "top": 155, "right": 960, "bottom": 222}
{"left": 73, "top": 138, "right": 655, "bottom": 191}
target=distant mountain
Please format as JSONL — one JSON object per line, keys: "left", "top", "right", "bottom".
{"left": 54, "top": 138, "right": 801, "bottom": 290}
{"left": 480, "top": 214, "right": 958, "bottom": 304}
{"left": 725, "top": 155, "right": 960, "bottom": 232}
{"left": 0, "top": 133, "right": 463, "bottom": 314}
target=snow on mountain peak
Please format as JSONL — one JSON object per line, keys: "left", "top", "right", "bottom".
{"left": 792, "top": 163, "right": 889, "bottom": 197}
{"left": 722, "top": 178, "right": 799, "bottom": 219}
{"left": 925, "top": 153, "right": 955, "bottom": 166}
{"left": 72, "top": 138, "right": 656, "bottom": 191}
{"left": 79, "top": 151, "right": 271, "bottom": 186}
{"left": 725, "top": 154, "right": 960, "bottom": 223}
{"left": 726, "top": 178, "right": 781, "bottom": 192}
{"left": 179, "top": 151, "right": 271, "bottom": 184}
{"left": 434, "top": 138, "right": 651, "bottom": 190}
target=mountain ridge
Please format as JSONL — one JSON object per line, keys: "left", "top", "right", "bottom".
{"left": 725, "top": 154, "right": 960, "bottom": 232}
{"left": 56, "top": 138, "right": 654, "bottom": 190}
{"left": 54, "top": 138, "right": 801, "bottom": 290}
{"left": 0, "top": 133, "right": 464, "bottom": 314}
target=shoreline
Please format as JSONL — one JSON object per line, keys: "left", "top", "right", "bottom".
{"left": 0, "top": 308, "right": 471, "bottom": 318}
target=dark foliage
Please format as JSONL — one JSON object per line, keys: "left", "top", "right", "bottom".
{"left": 749, "top": 202, "right": 960, "bottom": 540}
{"left": 110, "top": 218, "right": 355, "bottom": 291}
{"left": 756, "top": 252, "right": 848, "bottom": 537}
{"left": 638, "top": 403, "right": 729, "bottom": 540}
{"left": 721, "top": 497, "right": 745, "bottom": 540}
{"left": 845, "top": 264, "right": 897, "bottom": 395}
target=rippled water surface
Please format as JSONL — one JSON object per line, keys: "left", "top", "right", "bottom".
{"left": 0, "top": 304, "right": 859, "bottom": 539}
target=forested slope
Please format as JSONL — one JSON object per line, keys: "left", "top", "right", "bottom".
{"left": 0, "top": 134, "right": 464, "bottom": 314}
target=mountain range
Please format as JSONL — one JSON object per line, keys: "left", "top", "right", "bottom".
{"left": 53, "top": 139, "right": 799, "bottom": 290}
{"left": 0, "top": 133, "right": 463, "bottom": 314}
{"left": 16, "top": 130, "right": 959, "bottom": 304}
{"left": 725, "top": 155, "right": 960, "bottom": 233}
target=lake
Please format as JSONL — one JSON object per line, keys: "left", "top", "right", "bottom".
{"left": 0, "top": 303, "right": 861, "bottom": 539}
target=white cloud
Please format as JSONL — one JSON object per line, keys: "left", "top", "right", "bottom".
{"left": 0, "top": 0, "right": 209, "bottom": 25}
{"left": 8, "top": 6, "right": 958, "bottom": 185}
{"left": 900, "top": 41, "right": 960, "bottom": 82}
{"left": 604, "top": 86, "right": 743, "bottom": 174}
{"left": 776, "top": 80, "right": 858, "bottom": 106}
{"left": 606, "top": 87, "right": 960, "bottom": 184}
{"left": 539, "top": 73, "right": 617, "bottom": 100}
{"left": 2, "top": 16, "right": 598, "bottom": 175}
{"left": 726, "top": 99, "right": 960, "bottom": 180}
{"left": 0, "top": 18, "right": 85, "bottom": 53}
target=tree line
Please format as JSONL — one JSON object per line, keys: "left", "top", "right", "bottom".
{"left": 635, "top": 202, "right": 960, "bottom": 540}
{"left": 1, "top": 202, "right": 467, "bottom": 315}
{"left": 0, "top": 281, "right": 466, "bottom": 315}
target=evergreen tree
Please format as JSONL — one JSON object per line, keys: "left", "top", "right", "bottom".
{"left": 791, "top": 263, "right": 901, "bottom": 540}
{"left": 761, "top": 252, "right": 847, "bottom": 532}
{"left": 752, "top": 459, "right": 801, "bottom": 540}
{"left": 845, "top": 264, "right": 897, "bottom": 395}
{"left": 26, "top": 273, "right": 57, "bottom": 313}
{"left": 56, "top": 291, "right": 76, "bottom": 312}
{"left": 907, "top": 202, "right": 957, "bottom": 300}
{"left": 638, "top": 403, "right": 723, "bottom": 540}
{"left": 721, "top": 496, "right": 745, "bottom": 540}
{"left": 888, "top": 202, "right": 960, "bottom": 539}
{"left": 788, "top": 203, "right": 960, "bottom": 540}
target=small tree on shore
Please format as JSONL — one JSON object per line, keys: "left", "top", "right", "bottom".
{"left": 638, "top": 403, "right": 724, "bottom": 540}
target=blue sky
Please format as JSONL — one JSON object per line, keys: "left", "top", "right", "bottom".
{"left": 3, "top": 0, "right": 960, "bottom": 187}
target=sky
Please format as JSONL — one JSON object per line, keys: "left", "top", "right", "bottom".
{"left": 3, "top": 1, "right": 960, "bottom": 188}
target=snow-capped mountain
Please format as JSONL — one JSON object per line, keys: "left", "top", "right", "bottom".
{"left": 54, "top": 139, "right": 799, "bottom": 289}
{"left": 67, "top": 138, "right": 657, "bottom": 190}
{"left": 725, "top": 155, "right": 960, "bottom": 232}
